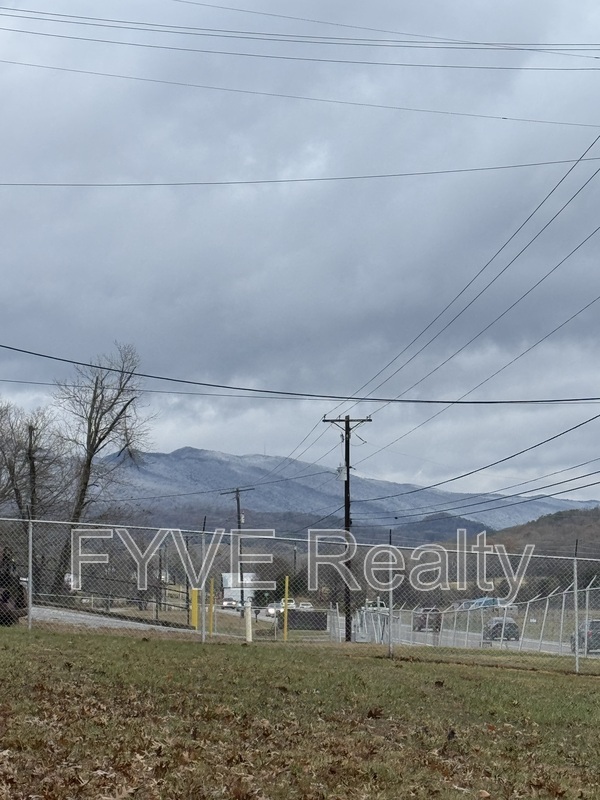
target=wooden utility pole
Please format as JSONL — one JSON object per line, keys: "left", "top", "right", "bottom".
{"left": 26, "top": 424, "right": 37, "bottom": 521}
{"left": 322, "top": 414, "right": 371, "bottom": 642}
{"left": 221, "top": 487, "right": 254, "bottom": 608}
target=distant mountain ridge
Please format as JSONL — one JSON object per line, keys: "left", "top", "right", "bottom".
{"left": 489, "top": 507, "right": 600, "bottom": 557}
{"left": 99, "top": 447, "right": 600, "bottom": 539}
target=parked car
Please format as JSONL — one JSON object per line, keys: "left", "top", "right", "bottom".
{"left": 469, "top": 597, "right": 518, "bottom": 614}
{"left": 571, "top": 620, "right": 600, "bottom": 654}
{"left": 483, "top": 616, "right": 520, "bottom": 641}
{"left": 456, "top": 599, "right": 477, "bottom": 612}
{"left": 412, "top": 607, "right": 441, "bottom": 632}
{"left": 363, "top": 599, "right": 387, "bottom": 610}
{"left": 298, "top": 602, "right": 314, "bottom": 610}
{"left": 445, "top": 600, "right": 478, "bottom": 612}
{"left": 266, "top": 602, "right": 280, "bottom": 617}
{"left": 266, "top": 599, "right": 295, "bottom": 616}
{"left": 222, "top": 597, "right": 238, "bottom": 609}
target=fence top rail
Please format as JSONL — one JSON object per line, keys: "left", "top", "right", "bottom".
{"left": 1, "top": 517, "right": 599, "bottom": 563}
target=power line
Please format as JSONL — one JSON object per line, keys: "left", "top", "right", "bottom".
{"left": 289, "top": 134, "right": 600, "bottom": 474}
{"left": 284, "top": 284, "right": 600, "bottom": 490}
{"left": 347, "top": 134, "right": 600, "bottom": 414}
{"left": 0, "top": 375, "right": 597, "bottom": 407}
{"left": 2, "top": 57, "right": 597, "bottom": 130}
{"left": 3, "top": 23, "right": 600, "bottom": 70}
{"left": 3, "top": 342, "right": 600, "bottom": 405}
{"left": 355, "top": 407, "right": 600, "bottom": 504}
{"left": 2, "top": 8, "right": 599, "bottom": 61}
{"left": 355, "top": 467, "right": 600, "bottom": 523}
{"left": 288, "top": 477, "right": 600, "bottom": 537}
{"left": 356, "top": 477, "right": 600, "bottom": 530}
{"left": 4, "top": 156, "right": 600, "bottom": 188}
{"left": 108, "top": 469, "right": 333, "bottom": 503}
{"left": 352, "top": 218, "right": 600, "bottom": 471}
{"left": 0, "top": 9, "right": 431, "bottom": 45}
{"left": 249, "top": 442, "right": 341, "bottom": 490}
{"left": 363, "top": 455, "right": 600, "bottom": 514}
{"left": 334, "top": 133, "right": 600, "bottom": 475}
{"left": 243, "top": 421, "right": 330, "bottom": 486}
{"left": 287, "top": 504, "right": 346, "bottom": 536}
{"left": 361, "top": 217, "right": 600, "bottom": 428}
{"left": 347, "top": 288, "right": 600, "bottom": 472}
{"left": 239, "top": 259, "right": 600, "bottom": 484}
{"left": 353, "top": 491, "right": 599, "bottom": 532}
{"left": 0, "top": 377, "right": 355, "bottom": 400}
{"left": 166, "top": 0, "right": 600, "bottom": 54}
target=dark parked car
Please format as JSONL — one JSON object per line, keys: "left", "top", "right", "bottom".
{"left": 0, "top": 549, "right": 27, "bottom": 626}
{"left": 483, "top": 617, "right": 520, "bottom": 641}
{"left": 412, "top": 607, "right": 441, "bottom": 632}
{"left": 571, "top": 620, "right": 600, "bottom": 654}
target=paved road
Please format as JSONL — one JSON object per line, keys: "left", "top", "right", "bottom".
{"left": 350, "top": 611, "right": 593, "bottom": 657}
{"left": 31, "top": 606, "right": 189, "bottom": 632}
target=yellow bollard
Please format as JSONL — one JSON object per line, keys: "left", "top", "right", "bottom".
{"left": 191, "top": 589, "right": 199, "bottom": 631}
{"left": 283, "top": 575, "right": 289, "bottom": 642}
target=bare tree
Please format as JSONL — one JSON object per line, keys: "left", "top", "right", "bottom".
{"left": 0, "top": 403, "right": 15, "bottom": 510}
{"left": 56, "top": 342, "right": 148, "bottom": 523}
{"left": 51, "top": 343, "right": 149, "bottom": 593}
{"left": 0, "top": 403, "right": 71, "bottom": 520}
{"left": 0, "top": 403, "right": 73, "bottom": 593}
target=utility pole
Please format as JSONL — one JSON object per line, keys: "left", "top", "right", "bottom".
{"left": 27, "top": 424, "right": 37, "bottom": 521}
{"left": 221, "top": 487, "right": 254, "bottom": 609}
{"left": 322, "top": 414, "right": 371, "bottom": 642}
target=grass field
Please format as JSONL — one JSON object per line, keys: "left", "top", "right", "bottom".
{"left": 0, "top": 629, "right": 598, "bottom": 799}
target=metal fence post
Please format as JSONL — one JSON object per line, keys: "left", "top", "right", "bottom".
{"left": 388, "top": 557, "right": 394, "bottom": 658}
{"left": 519, "top": 596, "right": 537, "bottom": 652}
{"left": 500, "top": 604, "right": 509, "bottom": 647}
{"left": 201, "top": 533, "right": 206, "bottom": 643}
{"left": 465, "top": 608, "right": 471, "bottom": 648}
{"left": 538, "top": 588, "right": 559, "bottom": 653}
{"left": 480, "top": 608, "right": 485, "bottom": 646}
{"left": 559, "top": 584, "right": 572, "bottom": 654}
{"left": 574, "top": 549, "right": 580, "bottom": 674}
{"left": 27, "top": 518, "right": 33, "bottom": 632}
{"left": 208, "top": 577, "right": 214, "bottom": 637}
{"left": 584, "top": 577, "right": 594, "bottom": 657}
{"left": 451, "top": 608, "right": 458, "bottom": 648}
{"left": 283, "top": 575, "right": 289, "bottom": 642}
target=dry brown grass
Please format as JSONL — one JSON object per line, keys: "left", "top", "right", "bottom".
{"left": 0, "top": 628, "right": 598, "bottom": 798}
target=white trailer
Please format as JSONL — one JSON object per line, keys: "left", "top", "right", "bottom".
{"left": 221, "top": 572, "right": 257, "bottom": 604}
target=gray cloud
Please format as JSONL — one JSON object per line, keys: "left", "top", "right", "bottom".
{"left": 2, "top": 0, "right": 600, "bottom": 502}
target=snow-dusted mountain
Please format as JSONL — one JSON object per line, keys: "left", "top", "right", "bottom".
{"left": 101, "top": 447, "right": 600, "bottom": 536}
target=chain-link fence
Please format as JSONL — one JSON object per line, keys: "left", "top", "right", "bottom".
{"left": 0, "top": 517, "right": 599, "bottom": 673}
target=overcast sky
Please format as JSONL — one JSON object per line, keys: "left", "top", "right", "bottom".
{"left": 2, "top": 0, "right": 600, "bottom": 501}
